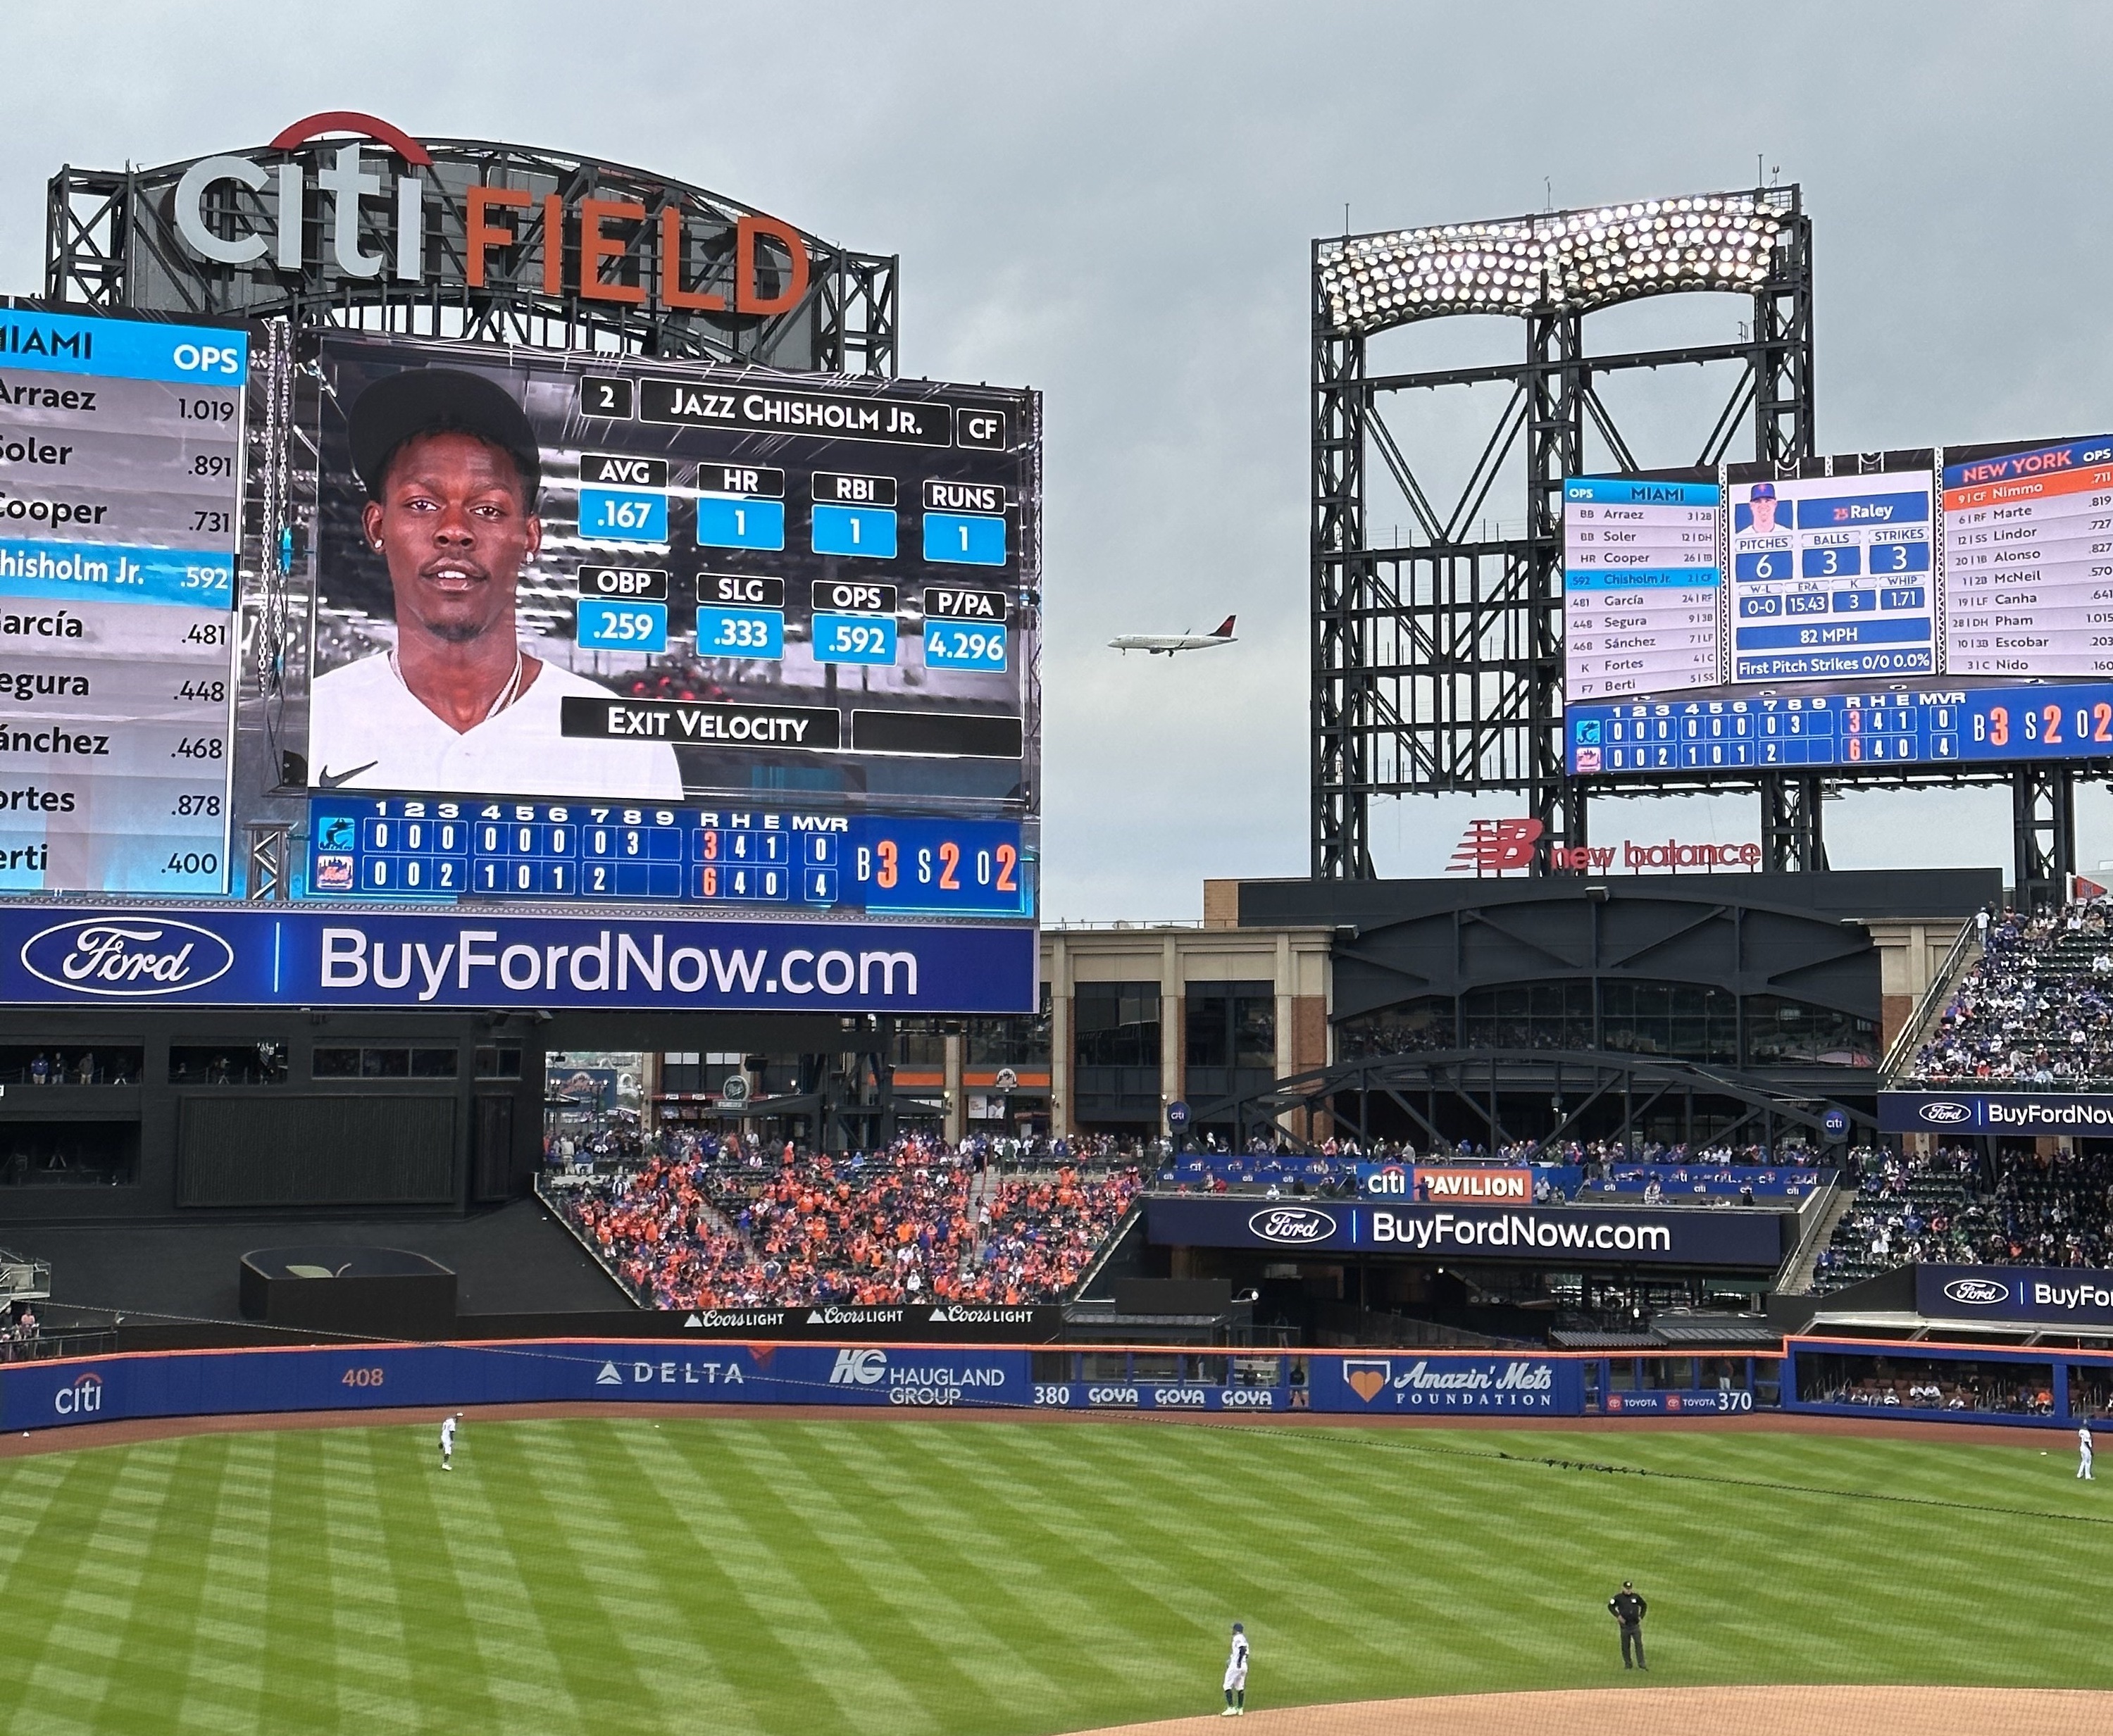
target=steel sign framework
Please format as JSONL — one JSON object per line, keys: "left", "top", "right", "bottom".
{"left": 45, "top": 133, "right": 897, "bottom": 376}
{"left": 1310, "top": 187, "right": 1817, "bottom": 877}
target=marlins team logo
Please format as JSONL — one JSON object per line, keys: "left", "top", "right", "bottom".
{"left": 1343, "top": 1360, "right": 1391, "bottom": 1404}
{"left": 22, "top": 918, "right": 235, "bottom": 998}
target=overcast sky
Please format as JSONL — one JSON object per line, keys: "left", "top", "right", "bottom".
{"left": 11, "top": 3, "right": 2113, "bottom": 916}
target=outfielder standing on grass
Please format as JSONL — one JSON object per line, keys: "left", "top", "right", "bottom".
{"left": 1221, "top": 1622, "right": 1249, "bottom": 1716}
{"left": 2081, "top": 1423, "right": 2095, "bottom": 1480}
{"left": 440, "top": 1412, "right": 461, "bottom": 1472}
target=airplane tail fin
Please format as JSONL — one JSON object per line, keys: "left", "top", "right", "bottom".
{"left": 1213, "top": 615, "right": 1237, "bottom": 638}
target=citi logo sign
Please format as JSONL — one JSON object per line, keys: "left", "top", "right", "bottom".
{"left": 1248, "top": 1208, "right": 1335, "bottom": 1244}
{"left": 1918, "top": 1101, "right": 1974, "bottom": 1126}
{"left": 54, "top": 1372, "right": 103, "bottom": 1416}
{"left": 829, "top": 1349, "right": 887, "bottom": 1386}
{"left": 22, "top": 918, "right": 235, "bottom": 998}
{"left": 171, "top": 111, "right": 814, "bottom": 313}
{"left": 1942, "top": 1278, "right": 2009, "bottom": 1307}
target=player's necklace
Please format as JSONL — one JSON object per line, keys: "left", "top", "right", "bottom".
{"left": 390, "top": 646, "right": 525, "bottom": 724}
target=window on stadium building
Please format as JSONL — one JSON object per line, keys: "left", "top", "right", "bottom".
{"left": 891, "top": 1018, "right": 948, "bottom": 1067}
{"left": 968, "top": 984, "right": 1052, "bottom": 1067}
{"left": 1599, "top": 982, "right": 1738, "bottom": 1066}
{"left": 1742, "top": 995, "right": 1878, "bottom": 1068}
{"left": 1184, "top": 982, "right": 1276, "bottom": 1070}
{"left": 473, "top": 1044, "right": 523, "bottom": 1080}
{"left": 169, "top": 1044, "right": 286, "bottom": 1085}
{"left": 1335, "top": 997, "right": 1456, "bottom": 1059}
{"left": 313, "top": 1045, "right": 459, "bottom": 1080}
{"left": 1074, "top": 983, "right": 1161, "bottom": 1069}
{"left": 1463, "top": 983, "right": 1595, "bottom": 1051}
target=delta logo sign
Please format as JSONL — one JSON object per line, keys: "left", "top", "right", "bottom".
{"left": 1447, "top": 816, "right": 1761, "bottom": 876}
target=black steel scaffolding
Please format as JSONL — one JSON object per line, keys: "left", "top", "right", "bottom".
{"left": 1311, "top": 187, "right": 1815, "bottom": 878}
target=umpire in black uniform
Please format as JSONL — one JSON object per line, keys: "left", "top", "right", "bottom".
{"left": 1607, "top": 1580, "right": 1648, "bottom": 1669}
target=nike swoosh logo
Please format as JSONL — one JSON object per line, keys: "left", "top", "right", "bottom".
{"left": 318, "top": 761, "right": 378, "bottom": 788}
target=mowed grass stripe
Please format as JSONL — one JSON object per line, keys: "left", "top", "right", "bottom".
{"left": 94, "top": 1441, "right": 234, "bottom": 1736}
{"left": 8, "top": 1416, "right": 2113, "bottom": 1736}
{"left": 366, "top": 1425, "right": 512, "bottom": 1735}
{"left": 711, "top": 1422, "right": 1004, "bottom": 1732}
{"left": 528, "top": 1420, "right": 764, "bottom": 1729}
{"left": 857, "top": 1425, "right": 1166, "bottom": 1710}
{"left": 0, "top": 1446, "right": 146, "bottom": 1730}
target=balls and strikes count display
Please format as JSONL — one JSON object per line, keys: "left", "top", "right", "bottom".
{"left": 1564, "top": 435, "right": 2113, "bottom": 778}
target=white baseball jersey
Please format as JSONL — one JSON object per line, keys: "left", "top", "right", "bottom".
{"left": 1223, "top": 1632, "right": 1249, "bottom": 1690}
{"left": 440, "top": 1417, "right": 456, "bottom": 1450}
{"left": 2082, "top": 1428, "right": 2094, "bottom": 1456}
{"left": 310, "top": 652, "right": 683, "bottom": 801}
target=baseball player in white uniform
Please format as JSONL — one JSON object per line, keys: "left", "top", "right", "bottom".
{"left": 1221, "top": 1622, "right": 1249, "bottom": 1716}
{"left": 440, "top": 1411, "right": 460, "bottom": 1471}
{"left": 310, "top": 366, "right": 682, "bottom": 801}
{"left": 2081, "top": 1423, "right": 2095, "bottom": 1480}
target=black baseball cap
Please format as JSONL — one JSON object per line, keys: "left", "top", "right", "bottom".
{"left": 349, "top": 366, "right": 542, "bottom": 506}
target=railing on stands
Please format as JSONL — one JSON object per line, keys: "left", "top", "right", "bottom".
{"left": 1878, "top": 918, "right": 1981, "bottom": 1087}
{"left": 1, "top": 1330, "right": 116, "bottom": 1363}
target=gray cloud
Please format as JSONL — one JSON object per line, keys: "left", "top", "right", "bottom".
{"left": 8, "top": 2, "right": 2112, "bottom": 911}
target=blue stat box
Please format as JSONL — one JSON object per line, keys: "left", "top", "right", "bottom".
{"left": 576, "top": 599, "right": 668, "bottom": 652}
{"left": 923, "top": 623, "right": 1008, "bottom": 670}
{"left": 578, "top": 487, "right": 668, "bottom": 544}
{"left": 306, "top": 801, "right": 1033, "bottom": 918}
{"left": 812, "top": 613, "right": 897, "bottom": 666}
{"left": 923, "top": 513, "right": 1006, "bottom": 566}
{"left": 811, "top": 504, "right": 897, "bottom": 558}
{"left": 693, "top": 606, "right": 785, "bottom": 659}
{"left": 697, "top": 496, "right": 785, "bottom": 550}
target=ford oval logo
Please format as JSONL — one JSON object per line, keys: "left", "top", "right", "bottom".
{"left": 21, "top": 918, "right": 235, "bottom": 999}
{"left": 1942, "top": 1278, "right": 2009, "bottom": 1306}
{"left": 1249, "top": 1207, "right": 1336, "bottom": 1244}
{"left": 1918, "top": 1101, "right": 1972, "bottom": 1125}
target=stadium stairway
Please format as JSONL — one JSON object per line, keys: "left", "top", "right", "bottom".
{"left": 1876, "top": 917, "right": 1986, "bottom": 1087}
{"left": 1778, "top": 1177, "right": 1860, "bottom": 1294}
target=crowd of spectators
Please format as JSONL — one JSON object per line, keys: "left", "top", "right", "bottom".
{"left": 1814, "top": 1142, "right": 2113, "bottom": 1289}
{"left": 0, "top": 1304, "right": 39, "bottom": 1363}
{"left": 548, "top": 1138, "right": 1142, "bottom": 1311}
{"left": 1904, "top": 902, "right": 2113, "bottom": 1087}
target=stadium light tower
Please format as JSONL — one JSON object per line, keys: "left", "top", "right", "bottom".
{"left": 1310, "top": 188, "right": 1816, "bottom": 876}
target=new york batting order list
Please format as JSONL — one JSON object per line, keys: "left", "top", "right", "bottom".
{"left": 0, "top": 313, "right": 244, "bottom": 894}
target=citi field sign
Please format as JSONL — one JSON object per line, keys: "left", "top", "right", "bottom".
{"left": 162, "top": 111, "right": 814, "bottom": 313}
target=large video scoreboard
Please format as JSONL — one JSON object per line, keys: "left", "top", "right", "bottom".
{"left": 0, "top": 309, "right": 1040, "bottom": 1010}
{"left": 1564, "top": 436, "right": 2113, "bottom": 776}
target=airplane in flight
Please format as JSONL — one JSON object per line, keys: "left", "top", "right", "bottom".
{"left": 1107, "top": 615, "right": 1238, "bottom": 656}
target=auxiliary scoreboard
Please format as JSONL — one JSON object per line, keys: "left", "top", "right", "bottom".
{"left": 1565, "top": 435, "right": 2113, "bottom": 778}
{"left": 0, "top": 310, "right": 244, "bottom": 894}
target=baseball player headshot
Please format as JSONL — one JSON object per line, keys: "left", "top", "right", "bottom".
{"left": 1221, "top": 1621, "right": 1249, "bottom": 1715}
{"left": 308, "top": 366, "right": 683, "bottom": 801}
{"left": 1743, "top": 480, "right": 1783, "bottom": 534}
{"left": 440, "top": 1411, "right": 461, "bottom": 1471}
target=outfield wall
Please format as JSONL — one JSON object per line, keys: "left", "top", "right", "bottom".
{"left": 0, "top": 1341, "right": 1766, "bottom": 1435}
{"left": 8, "top": 1337, "right": 2104, "bottom": 1436}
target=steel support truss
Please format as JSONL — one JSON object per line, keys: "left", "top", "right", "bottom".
{"left": 1188, "top": 1046, "right": 1869, "bottom": 1157}
{"left": 2013, "top": 765, "right": 2076, "bottom": 913}
{"left": 1311, "top": 188, "right": 1815, "bottom": 877}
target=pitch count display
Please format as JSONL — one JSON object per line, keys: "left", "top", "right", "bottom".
{"left": 1564, "top": 436, "right": 2113, "bottom": 777}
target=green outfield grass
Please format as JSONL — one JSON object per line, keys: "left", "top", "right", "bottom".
{"left": 0, "top": 1416, "right": 2108, "bottom": 1734}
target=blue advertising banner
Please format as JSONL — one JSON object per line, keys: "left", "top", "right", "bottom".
{"left": 1878, "top": 1091, "right": 2113, "bottom": 1135}
{"left": 1308, "top": 1354, "right": 1583, "bottom": 1416}
{"left": 1144, "top": 1198, "right": 1791, "bottom": 1268}
{"left": 0, "top": 1342, "right": 1036, "bottom": 1433}
{"left": 0, "top": 906, "right": 1035, "bottom": 1013}
{"left": 1914, "top": 1264, "right": 2113, "bottom": 1329}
